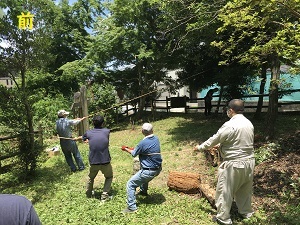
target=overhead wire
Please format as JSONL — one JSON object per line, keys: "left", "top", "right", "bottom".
{"left": 57, "top": 69, "right": 213, "bottom": 140}
{"left": 57, "top": 89, "right": 158, "bottom": 140}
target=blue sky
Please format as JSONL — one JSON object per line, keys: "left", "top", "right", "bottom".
{"left": 55, "top": 0, "right": 77, "bottom": 5}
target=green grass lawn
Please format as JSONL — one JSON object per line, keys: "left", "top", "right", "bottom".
{"left": 1, "top": 112, "right": 299, "bottom": 224}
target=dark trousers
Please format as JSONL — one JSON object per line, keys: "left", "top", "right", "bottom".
{"left": 204, "top": 100, "right": 212, "bottom": 116}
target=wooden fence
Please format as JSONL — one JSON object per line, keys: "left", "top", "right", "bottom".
{"left": 116, "top": 89, "right": 300, "bottom": 116}
{"left": 0, "top": 130, "right": 43, "bottom": 169}
{"left": 150, "top": 96, "right": 300, "bottom": 114}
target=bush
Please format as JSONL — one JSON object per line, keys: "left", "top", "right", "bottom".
{"left": 17, "top": 131, "right": 43, "bottom": 178}
{"left": 88, "top": 82, "right": 118, "bottom": 127}
{"left": 32, "top": 94, "right": 70, "bottom": 137}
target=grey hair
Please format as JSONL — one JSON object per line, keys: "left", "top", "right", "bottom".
{"left": 228, "top": 99, "right": 244, "bottom": 113}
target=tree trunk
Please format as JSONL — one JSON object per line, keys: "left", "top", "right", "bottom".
{"left": 79, "top": 85, "right": 89, "bottom": 135}
{"left": 167, "top": 171, "right": 216, "bottom": 208}
{"left": 21, "top": 69, "right": 36, "bottom": 173}
{"left": 20, "top": 32, "right": 36, "bottom": 173}
{"left": 215, "top": 85, "right": 224, "bottom": 114}
{"left": 136, "top": 60, "right": 143, "bottom": 119}
{"left": 136, "top": 59, "right": 148, "bottom": 119}
{"left": 254, "top": 63, "right": 267, "bottom": 119}
{"left": 266, "top": 56, "right": 280, "bottom": 139}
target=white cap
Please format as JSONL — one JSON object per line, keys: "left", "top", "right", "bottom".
{"left": 57, "top": 109, "right": 70, "bottom": 117}
{"left": 142, "top": 123, "right": 153, "bottom": 132}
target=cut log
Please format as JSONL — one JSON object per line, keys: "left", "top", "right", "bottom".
{"left": 199, "top": 183, "right": 216, "bottom": 209}
{"left": 167, "top": 171, "right": 216, "bottom": 209}
{"left": 167, "top": 171, "right": 201, "bottom": 194}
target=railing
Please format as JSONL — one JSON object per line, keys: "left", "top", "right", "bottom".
{"left": 0, "top": 130, "right": 43, "bottom": 169}
{"left": 151, "top": 97, "right": 300, "bottom": 113}
{"left": 116, "top": 89, "right": 300, "bottom": 116}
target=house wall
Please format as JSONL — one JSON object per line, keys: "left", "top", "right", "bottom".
{"left": 157, "top": 70, "right": 191, "bottom": 100}
{"left": 0, "top": 77, "right": 14, "bottom": 88}
{"left": 200, "top": 73, "right": 300, "bottom": 102}
{"left": 154, "top": 69, "right": 300, "bottom": 103}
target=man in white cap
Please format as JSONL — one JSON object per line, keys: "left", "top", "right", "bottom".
{"left": 56, "top": 109, "right": 85, "bottom": 172}
{"left": 121, "top": 123, "right": 162, "bottom": 213}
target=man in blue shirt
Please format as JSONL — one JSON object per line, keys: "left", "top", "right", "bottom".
{"left": 80, "top": 115, "right": 113, "bottom": 201}
{"left": 56, "top": 109, "right": 85, "bottom": 172}
{"left": 0, "top": 194, "right": 41, "bottom": 225}
{"left": 121, "top": 123, "right": 162, "bottom": 213}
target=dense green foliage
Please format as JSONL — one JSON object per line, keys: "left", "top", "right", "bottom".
{"left": 0, "top": 0, "right": 105, "bottom": 174}
{"left": 210, "top": 0, "right": 300, "bottom": 137}
{"left": 1, "top": 0, "right": 300, "bottom": 175}
{"left": 88, "top": 82, "right": 119, "bottom": 127}
{"left": 32, "top": 94, "right": 70, "bottom": 136}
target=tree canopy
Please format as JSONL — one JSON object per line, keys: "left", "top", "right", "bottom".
{"left": 1, "top": 0, "right": 300, "bottom": 143}
{"left": 211, "top": 0, "right": 300, "bottom": 137}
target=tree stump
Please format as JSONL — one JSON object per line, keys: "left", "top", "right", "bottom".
{"left": 167, "top": 171, "right": 201, "bottom": 194}
{"left": 167, "top": 171, "right": 216, "bottom": 208}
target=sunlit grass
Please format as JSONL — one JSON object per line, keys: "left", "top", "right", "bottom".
{"left": 1, "top": 112, "right": 299, "bottom": 224}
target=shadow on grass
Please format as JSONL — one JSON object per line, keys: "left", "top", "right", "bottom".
{"left": 0, "top": 156, "right": 74, "bottom": 204}
{"left": 29, "top": 158, "right": 75, "bottom": 204}
{"left": 138, "top": 193, "right": 166, "bottom": 205}
{"left": 268, "top": 206, "right": 300, "bottom": 225}
{"left": 167, "top": 113, "right": 226, "bottom": 144}
{"left": 91, "top": 189, "right": 120, "bottom": 200}
{"left": 0, "top": 164, "right": 14, "bottom": 174}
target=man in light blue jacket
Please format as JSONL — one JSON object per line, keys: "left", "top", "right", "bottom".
{"left": 56, "top": 109, "right": 85, "bottom": 172}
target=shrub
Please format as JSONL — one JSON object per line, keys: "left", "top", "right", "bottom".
{"left": 32, "top": 94, "right": 70, "bottom": 137}
{"left": 255, "top": 142, "right": 280, "bottom": 164}
{"left": 88, "top": 82, "right": 118, "bottom": 127}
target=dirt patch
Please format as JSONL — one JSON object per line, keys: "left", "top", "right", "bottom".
{"left": 171, "top": 136, "right": 300, "bottom": 218}
{"left": 253, "top": 152, "right": 300, "bottom": 212}
{"left": 252, "top": 132, "right": 300, "bottom": 215}
{"left": 153, "top": 132, "right": 300, "bottom": 221}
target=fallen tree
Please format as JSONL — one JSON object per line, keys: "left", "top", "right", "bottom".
{"left": 167, "top": 171, "right": 216, "bottom": 209}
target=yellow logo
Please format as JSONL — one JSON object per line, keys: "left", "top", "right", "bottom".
{"left": 17, "top": 12, "right": 34, "bottom": 30}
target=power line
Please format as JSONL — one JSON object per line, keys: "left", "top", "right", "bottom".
{"left": 58, "top": 89, "right": 158, "bottom": 140}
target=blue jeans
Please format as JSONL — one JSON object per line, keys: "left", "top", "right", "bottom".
{"left": 60, "top": 140, "right": 85, "bottom": 171}
{"left": 126, "top": 168, "right": 161, "bottom": 210}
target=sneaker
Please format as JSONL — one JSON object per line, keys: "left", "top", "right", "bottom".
{"left": 136, "top": 191, "right": 148, "bottom": 196}
{"left": 122, "top": 208, "right": 137, "bottom": 214}
{"left": 241, "top": 212, "right": 254, "bottom": 219}
{"left": 212, "top": 216, "right": 227, "bottom": 225}
{"left": 100, "top": 192, "right": 112, "bottom": 202}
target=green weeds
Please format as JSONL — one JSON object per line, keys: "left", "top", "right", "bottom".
{"left": 1, "top": 112, "right": 299, "bottom": 224}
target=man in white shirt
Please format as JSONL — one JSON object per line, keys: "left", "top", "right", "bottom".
{"left": 195, "top": 99, "right": 255, "bottom": 225}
